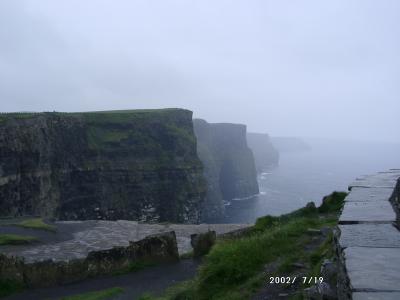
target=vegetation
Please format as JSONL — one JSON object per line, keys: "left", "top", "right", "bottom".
{"left": 15, "top": 218, "right": 57, "bottom": 232}
{"left": 0, "top": 280, "right": 24, "bottom": 298}
{"left": 61, "top": 287, "right": 124, "bottom": 300}
{"left": 0, "top": 234, "right": 37, "bottom": 245}
{"left": 140, "top": 191, "right": 347, "bottom": 300}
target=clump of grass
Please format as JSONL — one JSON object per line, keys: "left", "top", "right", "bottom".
{"left": 0, "top": 234, "right": 37, "bottom": 245}
{"left": 318, "top": 191, "right": 347, "bottom": 214}
{"left": 61, "top": 287, "right": 124, "bottom": 300}
{"left": 15, "top": 218, "right": 57, "bottom": 232}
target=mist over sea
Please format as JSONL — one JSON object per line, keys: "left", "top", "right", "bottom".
{"left": 221, "top": 138, "right": 400, "bottom": 224}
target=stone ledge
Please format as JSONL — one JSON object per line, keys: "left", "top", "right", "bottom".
{"left": 339, "top": 201, "right": 396, "bottom": 223}
{"left": 0, "top": 231, "right": 179, "bottom": 288}
{"left": 344, "top": 247, "right": 400, "bottom": 292}
{"left": 339, "top": 224, "right": 400, "bottom": 248}
{"left": 336, "top": 170, "right": 400, "bottom": 300}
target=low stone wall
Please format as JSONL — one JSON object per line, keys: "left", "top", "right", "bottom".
{"left": 335, "top": 169, "right": 400, "bottom": 300}
{"left": 0, "top": 231, "right": 178, "bottom": 288}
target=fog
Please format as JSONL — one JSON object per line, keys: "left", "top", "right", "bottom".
{"left": 1, "top": 0, "right": 399, "bottom": 143}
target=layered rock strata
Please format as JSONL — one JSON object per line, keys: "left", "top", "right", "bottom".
{"left": 0, "top": 109, "right": 206, "bottom": 223}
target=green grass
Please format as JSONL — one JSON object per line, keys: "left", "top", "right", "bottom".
{"left": 15, "top": 218, "right": 56, "bottom": 232}
{"left": 61, "top": 287, "right": 124, "bottom": 300}
{"left": 141, "top": 191, "right": 347, "bottom": 300}
{"left": 0, "top": 234, "right": 37, "bottom": 245}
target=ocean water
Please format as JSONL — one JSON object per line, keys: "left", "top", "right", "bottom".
{"left": 221, "top": 138, "right": 400, "bottom": 224}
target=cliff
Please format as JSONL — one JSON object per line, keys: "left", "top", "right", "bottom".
{"left": 193, "top": 119, "right": 259, "bottom": 220}
{"left": 270, "top": 136, "right": 311, "bottom": 152}
{"left": 0, "top": 109, "right": 206, "bottom": 223}
{"left": 246, "top": 132, "right": 279, "bottom": 172}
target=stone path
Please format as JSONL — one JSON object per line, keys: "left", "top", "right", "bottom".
{"left": 338, "top": 169, "right": 400, "bottom": 299}
{"left": 0, "top": 221, "right": 249, "bottom": 263}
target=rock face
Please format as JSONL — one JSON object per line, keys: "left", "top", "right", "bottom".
{"left": 246, "top": 132, "right": 279, "bottom": 172}
{"left": 193, "top": 119, "right": 259, "bottom": 220}
{"left": 0, "top": 109, "right": 206, "bottom": 223}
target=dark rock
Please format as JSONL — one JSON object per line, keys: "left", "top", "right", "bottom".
{"left": 292, "top": 262, "right": 305, "bottom": 268}
{"left": 307, "top": 228, "right": 322, "bottom": 235}
{"left": 0, "top": 110, "right": 206, "bottom": 223}
{"left": 320, "top": 259, "right": 337, "bottom": 288}
{"left": 304, "top": 282, "right": 336, "bottom": 300}
{"left": 190, "top": 230, "right": 216, "bottom": 257}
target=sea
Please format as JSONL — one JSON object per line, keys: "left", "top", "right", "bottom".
{"left": 221, "top": 138, "right": 400, "bottom": 224}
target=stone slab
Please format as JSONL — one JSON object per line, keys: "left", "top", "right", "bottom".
{"left": 345, "top": 187, "right": 394, "bottom": 202}
{"left": 353, "top": 292, "right": 400, "bottom": 300}
{"left": 344, "top": 247, "right": 400, "bottom": 291}
{"left": 349, "top": 172, "right": 400, "bottom": 189}
{"left": 339, "top": 201, "right": 396, "bottom": 223}
{"left": 339, "top": 224, "right": 400, "bottom": 248}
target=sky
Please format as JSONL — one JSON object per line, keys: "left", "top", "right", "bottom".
{"left": 0, "top": 0, "right": 399, "bottom": 143}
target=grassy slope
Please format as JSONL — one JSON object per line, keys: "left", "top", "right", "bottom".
{"left": 140, "top": 191, "right": 347, "bottom": 300}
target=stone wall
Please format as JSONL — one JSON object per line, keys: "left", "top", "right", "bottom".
{"left": 334, "top": 169, "right": 400, "bottom": 299}
{"left": 0, "top": 231, "right": 179, "bottom": 288}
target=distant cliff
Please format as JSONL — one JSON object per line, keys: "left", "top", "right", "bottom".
{"left": 270, "top": 137, "right": 311, "bottom": 153}
{"left": 247, "top": 133, "right": 279, "bottom": 172}
{"left": 193, "top": 119, "right": 259, "bottom": 220}
{"left": 0, "top": 109, "right": 206, "bottom": 223}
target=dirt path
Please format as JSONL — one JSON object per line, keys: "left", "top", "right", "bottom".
{"left": 4, "top": 259, "right": 200, "bottom": 300}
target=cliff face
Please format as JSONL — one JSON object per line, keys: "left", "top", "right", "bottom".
{"left": 246, "top": 132, "right": 279, "bottom": 172}
{"left": 270, "top": 136, "right": 311, "bottom": 153}
{"left": 0, "top": 109, "right": 206, "bottom": 223}
{"left": 193, "top": 119, "right": 259, "bottom": 220}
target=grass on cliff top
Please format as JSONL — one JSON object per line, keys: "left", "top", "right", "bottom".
{"left": 140, "top": 191, "right": 347, "bottom": 300}
{"left": 61, "top": 287, "right": 124, "bottom": 300}
{"left": 0, "top": 109, "right": 189, "bottom": 124}
{"left": 0, "top": 234, "right": 37, "bottom": 245}
{"left": 15, "top": 218, "right": 57, "bottom": 232}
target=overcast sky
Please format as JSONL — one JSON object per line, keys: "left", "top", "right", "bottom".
{"left": 0, "top": 0, "right": 399, "bottom": 142}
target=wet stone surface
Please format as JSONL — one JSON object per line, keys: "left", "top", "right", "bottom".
{"left": 349, "top": 171, "right": 400, "bottom": 189}
{"left": 338, "top": 170, "right": 400, "bottom": 299}
{"left": 339, "top": 224, "right": 400, "bottom": 248}
{"left": 339, "top": 201, "right": 396, "bottom": 223}
{"left": 0, "top": 221, "right": 249, "bottom": 263}
{"left": 344, "top": 247, "right": 400, "bottom": 292}
{"left": 344, "top": 187, "right": 394, "bottom": 202}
